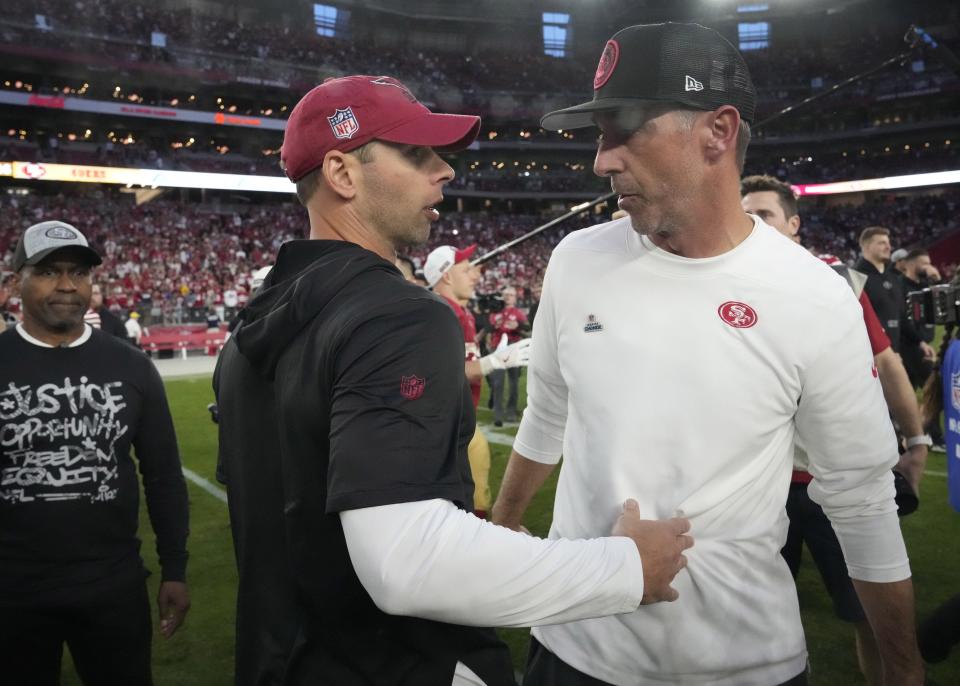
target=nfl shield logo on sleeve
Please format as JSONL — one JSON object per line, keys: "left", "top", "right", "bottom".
{"left": 400, "top": 375, "right": 425, "bottom": 400}
{"left": 327, "top": 107, "right": 360, "bottom": 140}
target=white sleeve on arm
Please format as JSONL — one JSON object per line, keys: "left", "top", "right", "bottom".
{"left": 340, "top": 498, "right": 643, "bottom": 628}
{"left": 514, "top": 263, "right": 567, "bottom": 463}
{"left": 796, "top": 288, "right": 910, "bottom": 583}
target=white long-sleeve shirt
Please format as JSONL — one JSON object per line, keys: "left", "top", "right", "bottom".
{"left": 514, "top": 216, "right": 909, "bottom": 686}
{"left": 341, "top": 498, "right": 644, "bottom": 628}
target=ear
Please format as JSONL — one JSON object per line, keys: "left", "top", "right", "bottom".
{"left": 703, "top": 105, "right": 742, "bottom": 166}
{"left": 788, "top": 214, "right": 801, "bottom": 236}
{"left": 320, "top": 150, "right": 361, "bottom": 201}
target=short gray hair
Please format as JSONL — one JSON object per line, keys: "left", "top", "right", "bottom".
{"left": 673, "top": 109, "right": 750, "bottom": 173}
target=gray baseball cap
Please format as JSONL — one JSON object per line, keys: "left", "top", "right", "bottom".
{"left": 12, "top": 221, "right": 102, "bottom": 271}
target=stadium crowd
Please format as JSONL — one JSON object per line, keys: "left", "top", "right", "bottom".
{"left": 2, "top": 189, "right": 957, "bottom": 326}
{"left": 3, "top": 0, "right": 957, "bottom": 118}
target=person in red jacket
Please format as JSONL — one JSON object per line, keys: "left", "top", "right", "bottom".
{"left": 487, "top": 286, "right": 529, "bottom": 427}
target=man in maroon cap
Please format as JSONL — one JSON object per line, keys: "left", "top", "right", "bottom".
{"left": 214, "top": 75, "right": 693, "bottom": 686}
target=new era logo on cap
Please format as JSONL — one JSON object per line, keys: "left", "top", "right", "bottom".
{"left": 684, "top": 75, "right": 704, "bottom": 92}
{"left": 541, "top": 23, "right": 757, "bottom": 131}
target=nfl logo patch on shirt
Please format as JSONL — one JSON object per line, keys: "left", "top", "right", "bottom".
{"left": 584, "top": 314, "right": 603, "bottom": 333}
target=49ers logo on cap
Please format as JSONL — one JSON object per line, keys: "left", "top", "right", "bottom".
{"left": 400, "top": 375, "right": 425, "bottom": 400}
{"left": 594, "top": 39, "right": 620, "bottom": 90}
{"left": 718, "top": 301, "right": 758, "bottom": 329}
{"left": 327, "top": 107, "right": 359, "bottom": 140}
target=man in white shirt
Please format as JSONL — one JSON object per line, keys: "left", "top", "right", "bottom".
{"left": 493, "top": 22, "right": 923, "bottom": 686}
{"left": 215, "top": 74, "right": 694, "bottom": 686}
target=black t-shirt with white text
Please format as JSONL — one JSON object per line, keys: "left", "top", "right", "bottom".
{"left": 0, "top": 327, "right": 189, "bottom": 604}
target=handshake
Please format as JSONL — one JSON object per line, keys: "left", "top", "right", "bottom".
{"left": 479, "top": 335, "right": 532, "bottom": 375}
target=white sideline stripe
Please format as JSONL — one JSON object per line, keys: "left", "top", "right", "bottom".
{"left": 176, "top": 448, "right": 949, "bottom": 509}
{"left": 481, "top": 427, "right": 517, "bottom": 447}
{"left": 182, "top": 466, "right": 228, "bottom": 503}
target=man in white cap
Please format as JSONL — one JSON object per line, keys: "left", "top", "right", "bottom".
{"left": 425, "top": 244, "right": 531, "bottom": 517}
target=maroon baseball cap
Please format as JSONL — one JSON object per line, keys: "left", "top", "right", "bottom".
{"left": 281, "top": 75, "right": 481, "bottom": 182}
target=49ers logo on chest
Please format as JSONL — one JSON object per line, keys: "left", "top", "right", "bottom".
{"left": 327, "top": 107, "right": 359, "bottom": 140}
{"left": 718, "top": 301, "right": 758, "bottom": 329}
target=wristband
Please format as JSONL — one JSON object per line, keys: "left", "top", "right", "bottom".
{"left": 905, "top": 434, "right": 932, "bottom": 449}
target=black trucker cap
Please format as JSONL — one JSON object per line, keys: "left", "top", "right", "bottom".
{"left": 541, "top": 22, "right": 757, "bottom": 131}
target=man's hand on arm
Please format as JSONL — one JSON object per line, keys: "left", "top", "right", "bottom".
{"left": 611, "top": 499, "right": 693, "bottom": 604}
{"left": 157, "top": 581, "right": 190, "bottom": 638}
{"left": 852, "top": 578, "right": 924, "bottom": 685}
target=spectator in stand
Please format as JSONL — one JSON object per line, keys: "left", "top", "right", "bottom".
{"left": 487, "top": 285, "right": 528, "bottom": 427}
{"left": 0, "top": 271, "right": 17, "bottom": 330}
{"left": 84, "top": 283, "right": 128, "bottom": 339}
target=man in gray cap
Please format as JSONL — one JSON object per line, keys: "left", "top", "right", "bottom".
{"left": 493, "top": 22, "right": 923, "bottom": 686}
{"left": 0, "top": 221, "right": 190, "bottom": 685}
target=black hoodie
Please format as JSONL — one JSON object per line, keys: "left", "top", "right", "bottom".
{"left": 214, "top": 239, "right": 514, "bottom": 686}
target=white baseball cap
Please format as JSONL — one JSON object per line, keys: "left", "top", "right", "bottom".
{"left": 423, "top": 244, "right": 477, "bottom": 288}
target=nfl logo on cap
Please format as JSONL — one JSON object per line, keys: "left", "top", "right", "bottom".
{"left": 327, "top": 107, "right": 359, "bottom": 140}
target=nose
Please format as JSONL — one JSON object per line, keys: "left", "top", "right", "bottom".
{"left": 593, "top": 141, "right": 624, "bottom": 178}
{"left": 430, "top": 150, "right": 455, "bottom": 185}
{"left": 55, "top": 272, "right": 79, "bottom": 291}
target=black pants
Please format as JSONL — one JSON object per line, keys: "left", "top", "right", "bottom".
{"left": 781, "top": 482, "right": 865, "bottom": 622}
{"left": 918, "top": 592, "right": 960, "bottom": 663}
{"left": 0, "top": 575, "right": 153, "bottom": 686}
{"left": 489, "top": 367, "right": 521, "bottom": 424}
{"left": 524, "top": 637, "right": 808, "bottom": 685}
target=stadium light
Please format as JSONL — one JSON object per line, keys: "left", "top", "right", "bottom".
{"left": 1, "top": 160, "right": 958, "bottom": 197}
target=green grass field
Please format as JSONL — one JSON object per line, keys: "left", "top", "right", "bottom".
{"left": 60, "top": 373, "right": 960, "bottom": 685}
